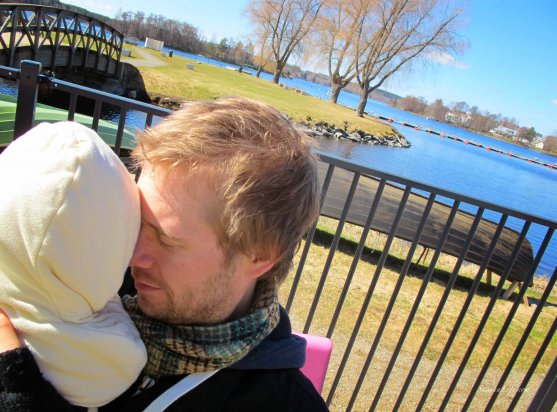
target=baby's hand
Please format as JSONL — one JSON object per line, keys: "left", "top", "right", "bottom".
{"left": 0, "top": 308, "right": 22, "bottom": 352}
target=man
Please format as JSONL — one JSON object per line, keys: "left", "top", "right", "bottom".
{"left": 0, "top": 97, "right": 328, "bottom": 411}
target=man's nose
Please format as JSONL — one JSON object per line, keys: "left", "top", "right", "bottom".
{"left": 129, "top": 226, "right": 154, "bottom": 268}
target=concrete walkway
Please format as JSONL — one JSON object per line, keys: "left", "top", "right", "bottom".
{"left": 121, "top": 46, "right": 166, "bottom": 68}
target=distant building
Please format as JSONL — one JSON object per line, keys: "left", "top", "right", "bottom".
{"left": 445, "top": 111, "right": 471, "bottom": 125}
{"left": 533, "top": 135, "right": 545, "bottom": 149}
{"left": 144, "top": 38, "right": 164, "bottom": 52}
{"left": 489, "top": 125, "right": 517, "bottom": 138}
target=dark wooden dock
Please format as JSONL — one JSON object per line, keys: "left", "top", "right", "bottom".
{"left": 317, "top": 162, "right": 533, "bottom": 284}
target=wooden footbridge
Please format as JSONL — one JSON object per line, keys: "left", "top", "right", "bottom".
{"left": 0, "top": 3, "right": 123, "bottom": 75}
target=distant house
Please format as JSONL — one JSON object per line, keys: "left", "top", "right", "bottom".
{"left": 445, "top": 111, "right": 471, "bottom": 125}
{"left": 533, "top": 136, "right": 545, "bottom": 149}
{"left": 489, "top": 125, "right": 517, "bottom": 138}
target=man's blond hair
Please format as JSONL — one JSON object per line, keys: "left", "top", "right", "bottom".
{"left": 132, "top": 97, "right": 320, "bottom": 284}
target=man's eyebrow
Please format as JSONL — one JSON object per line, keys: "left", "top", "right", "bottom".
{"left": 142, "top": 218, "right": 181, "bottom": 242}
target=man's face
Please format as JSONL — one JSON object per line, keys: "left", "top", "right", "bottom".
{"left": 129, "top": 167, "right": 255, "bottom": 325}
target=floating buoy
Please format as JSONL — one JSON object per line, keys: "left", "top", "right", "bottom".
{"left": 388, "top": 119, "right": 393, "bottom": 123}
{"left": 414, "top": 126, "right": 419, "bottom": 131}
{"left": 464, "top": 140, "right": 469, "bottom": 145}
{"left": 486, "top": 147, "right": 491, "bottom": 151}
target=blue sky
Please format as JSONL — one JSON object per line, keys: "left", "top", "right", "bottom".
{"left": 64, "top": 0, "right": 557, "bottom": 136}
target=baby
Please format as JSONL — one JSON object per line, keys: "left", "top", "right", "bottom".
{"left": 0, "top": 122, "right": 146, "bottom": 407}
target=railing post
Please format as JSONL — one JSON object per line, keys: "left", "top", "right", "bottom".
{"left": 527, "top": 354, "right": 557, "bottom": 412}
{"left": 13, "top": 60, "right": 41, "bottom": 140}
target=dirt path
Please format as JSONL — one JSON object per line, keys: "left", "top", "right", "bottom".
{"left": 121, "top": 46, "right": 166, "bottom": 68}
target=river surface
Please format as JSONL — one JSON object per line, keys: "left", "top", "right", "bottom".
{"left": 2, "top": 49, "right": 556, "bottom": 277}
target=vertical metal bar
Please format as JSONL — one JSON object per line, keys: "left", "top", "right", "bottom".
{"left": 326, "top": 179, "right": 389, "bottom": 338}
{"left": 439, "top": 221, "right": 531, "bottom": 410}
{"left": 67, "top": 93, "right": 77, "bottom": 121}
{"left": 416, "top": 214, "right": 509, "bottom": 409}
{"left": 13, "top": 60, "right": 41, "bottom": 139}
{"left": 145, "top": 113, "right": 154, "bottom": 128}
{"left": 286, "top": 163, "right": 335, "bottom": 312}
{"left": 393, "top": 206, "right": 485, "bottom": 411}
{"left": 344, "top": 186, "right": 414, "bottom": 410}
{"left": 326, "top": 179, "right": 417, "bottom": 407}
{"left": 114, "top": 106, "right": 127, "bottom": 155}
{"left": 365, "top": 200, "right": 461, "bottom": 411}
{"left": 91, "top": 99, "right": 102, "bottom": 131}
{"left": 326, "top": 178, "right": 393, "bottom": 406}
{"left": 481, "top": 228, "right": 554, "bottom": 410}
{"left": 303, "top": 171, "right": 361, "bottom": 333}
{"left": 524, "top": 323, "right": 557, "bottom": 412}
{"left": 509, "top": 263, "right": 557, "bottom": 411}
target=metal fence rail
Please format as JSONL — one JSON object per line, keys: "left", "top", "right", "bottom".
{"left": 2, "top": 60, "right": 556, "bottom": 411}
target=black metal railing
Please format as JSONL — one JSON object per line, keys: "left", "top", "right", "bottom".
{"left": 2, "top": 61, "right": 556, "bottom": 411}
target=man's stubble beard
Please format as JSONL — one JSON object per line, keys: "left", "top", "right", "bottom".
{"left": 132, "top": 265, "right": 236, "bottom": 325}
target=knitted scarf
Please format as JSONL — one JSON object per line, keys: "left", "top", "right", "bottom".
{"left": 122, "top": 278, "right": 280, "bottom": 378}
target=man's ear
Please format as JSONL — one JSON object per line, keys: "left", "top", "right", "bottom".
{"left": 246, "top": 255, "right": 277, "bottom": 280}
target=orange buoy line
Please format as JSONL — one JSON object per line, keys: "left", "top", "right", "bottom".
{"left": 373, "top": 114, "right": 557, "bottom": 170}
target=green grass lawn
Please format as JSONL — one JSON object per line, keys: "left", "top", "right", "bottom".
{"left": 281, "top": 217, "right": 557, "bottom": 411}
{"left": 124, "top": 45, "right": 399, "bottom": 138}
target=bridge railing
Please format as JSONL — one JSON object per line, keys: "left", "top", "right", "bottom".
{"left": 0, "top": 4, "right": 123, "bottom": 74}
{"left": 2, "top": 61, "right": 556, "bottom": 411}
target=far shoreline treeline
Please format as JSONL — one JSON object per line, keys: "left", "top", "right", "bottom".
{"left": 15, "top": 0, "right": 554, "bottom": 152}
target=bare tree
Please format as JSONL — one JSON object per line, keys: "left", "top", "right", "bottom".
{"left": 396, "top": 95, "right": 427, "bottom": 114}
{"left": 314, "top": 0, "right": 372, "bottom": 103}
{"left": 247, "top": 0, "right": 324, "bottom": 83}
{"left": 353, "top": 0, "right": 466, "bottom": 116}
{"left": 517, "top": 127, "right": 536, "bottom": 143}
{"left": 544, "top": 136, "right": 557, "bottom": 152}
{"left": 251, "top": 16, "right": 274, "bottom": 77}
{"left": 425, "top": 98, "right": 448, "bottom": 121}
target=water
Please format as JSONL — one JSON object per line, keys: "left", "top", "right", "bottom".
{"left": 3, "top": 52, "right": 556, "bottom": 277}
{"left": 161, "top": 49, "right": 557, "bottom": 278}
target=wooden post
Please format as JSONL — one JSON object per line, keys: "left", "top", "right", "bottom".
{"left": 501, "top": 280, "right": 520, "bottom": 300}
{"left": 486, "top": 270, "right": 492, "bottom": 286}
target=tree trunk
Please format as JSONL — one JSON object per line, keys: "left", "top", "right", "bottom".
{"left": 329, "top": 82, "right": 342, "bottom": 104}
{"left": 356, "top": 88, "right": 369, "bottom": 117}
{"left": 256, "top": 66, "right": 262, "bottom": 78}
{"left": 272, "top": 69, "right": 281, "bottom": 84}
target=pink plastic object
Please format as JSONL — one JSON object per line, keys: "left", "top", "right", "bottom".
{"left": 293, "top": 333, "right": 333, "bottom": 394}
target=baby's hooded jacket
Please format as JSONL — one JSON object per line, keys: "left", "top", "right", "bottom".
{"left": 0, "top": 122, "right": 147, "bottom": 407}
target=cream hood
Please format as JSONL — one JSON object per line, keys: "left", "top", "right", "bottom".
{"left": 0, "top": 122, "right": 146, "bottom": 407}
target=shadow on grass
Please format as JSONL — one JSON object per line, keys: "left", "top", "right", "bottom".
{"left": 311, "top": 228, "right": 556, "bottom": 308}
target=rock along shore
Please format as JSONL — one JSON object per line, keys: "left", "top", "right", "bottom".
{"left": 143, "top": 94, "right": 411, "bottom": 149}
{"left": 298, "top": 121, "right": 411, "bottom": 148}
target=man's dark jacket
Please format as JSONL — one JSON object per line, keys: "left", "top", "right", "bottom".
{"left": 0, "top": 306, "right": 328, "bottom": 411}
